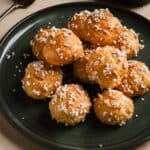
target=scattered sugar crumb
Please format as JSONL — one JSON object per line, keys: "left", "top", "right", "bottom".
{"left": 140, "top": 39, "right": 144, "bottom": 43}
{"left": 140, "top": 44, "right": 145, "bottom": 50}
{"left": 12, "top": 52, "right": 15, "bottom": 56}
{"left": 19, "top": 62, "right": 23, "bottom": 65}
{"left": 99, "top": 144, "right": 103, "bottom": 148}
{"left": 135, "top": 114, "right": 139, "bottom": 118}
{"left": 6, "top": 55, "right": 11, "bottom": 60}
{"left": 6, "top": 51, "right": 15, "bottom": 60}
{"left": 12, "top": 89, "right": 16, "bottom": 93}
{"left": 23, "top": 53, "right": 30, "bottom": 59}
{"left": 13, "top": 74, "right": 16, "bottom": 77}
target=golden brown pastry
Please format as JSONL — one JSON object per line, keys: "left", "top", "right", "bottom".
{"left": 68, "top": 10, "right": 91, "bottom": 39}
{"left": 42, "top": 27, "right": 84, "bottom": 66}
{"left": 85, "top": 46, "right": 128, "bottom": 88}
{"left": 83, "top": 8, "right": 122, "bottom": 44}
{"left": 73, "top": 50, "right": 96, "bottom": 83}
{"left": 49, "top": 84, "right": 91, "bottom": 126}
{"left": 118, "top": 60, "right": 150, "bottom": 97}
{"left": 94, "top": 89, "right": 135, "bottom": 126}
{"left": 22, "top": 61, "right": 63, "bottom": 99}
{"left": 69, "top": 9, "right": 141, "bottom": 58}
{"left": 31, "top": 28, "right": 51, "bottom": 60}
{"left": 112, "top": 27, "right": 141, "bottom": 58}
{"left": 69, "top": 9, "right": 121, "bottom": 41}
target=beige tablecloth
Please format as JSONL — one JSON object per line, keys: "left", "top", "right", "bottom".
{"left": 0, "top": 0, "right": 150, "bottom": 149}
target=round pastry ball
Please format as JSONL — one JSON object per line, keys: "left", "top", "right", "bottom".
{"left": 42, "top": 27, "right": 84, "bottom": 66}
{"left": 84, "top": 9, "right": 140, "bottom": 58}
{"left": 114, "top": 27, "right": 141, "bottom": 58}
{"left": 49, "top": 84, "right": 91, "bottom": 126}
{"left": 86, "top": 46, "right": 128, "bottom": 88}
{"left": 94, "top": 89, "right": 135, "bottom": 126}
{"left": 68, "top": 10, "right": 91, "bottom": 39}
{"left": 118, "top": 60, "right": 150, "bottom": 97}
{"left": 73, "top": 50, "right": 96, "bottom": 83}
{"left": 22, "top": 61, "right": 63, "bottom": 100}
{"left": 83, "top": 8, "right": 122, "bottom": 44}
{"left": 31, "top": 28, "right": 51, "bottom": 60}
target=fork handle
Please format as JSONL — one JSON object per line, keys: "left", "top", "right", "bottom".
{"left": 0, "top": 3, "right": 20, "bottom": 22}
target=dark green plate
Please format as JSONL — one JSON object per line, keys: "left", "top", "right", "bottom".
{"left": 0, "top": 2, "right": 150, "bottom": 150}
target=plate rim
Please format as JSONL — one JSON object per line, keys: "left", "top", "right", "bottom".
{"left": 0, "top": 2, "right": 150, "bottom": 150}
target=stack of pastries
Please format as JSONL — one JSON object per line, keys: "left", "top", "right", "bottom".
{"left": 22, "top": 8, "right": 150, "bottom": 127}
